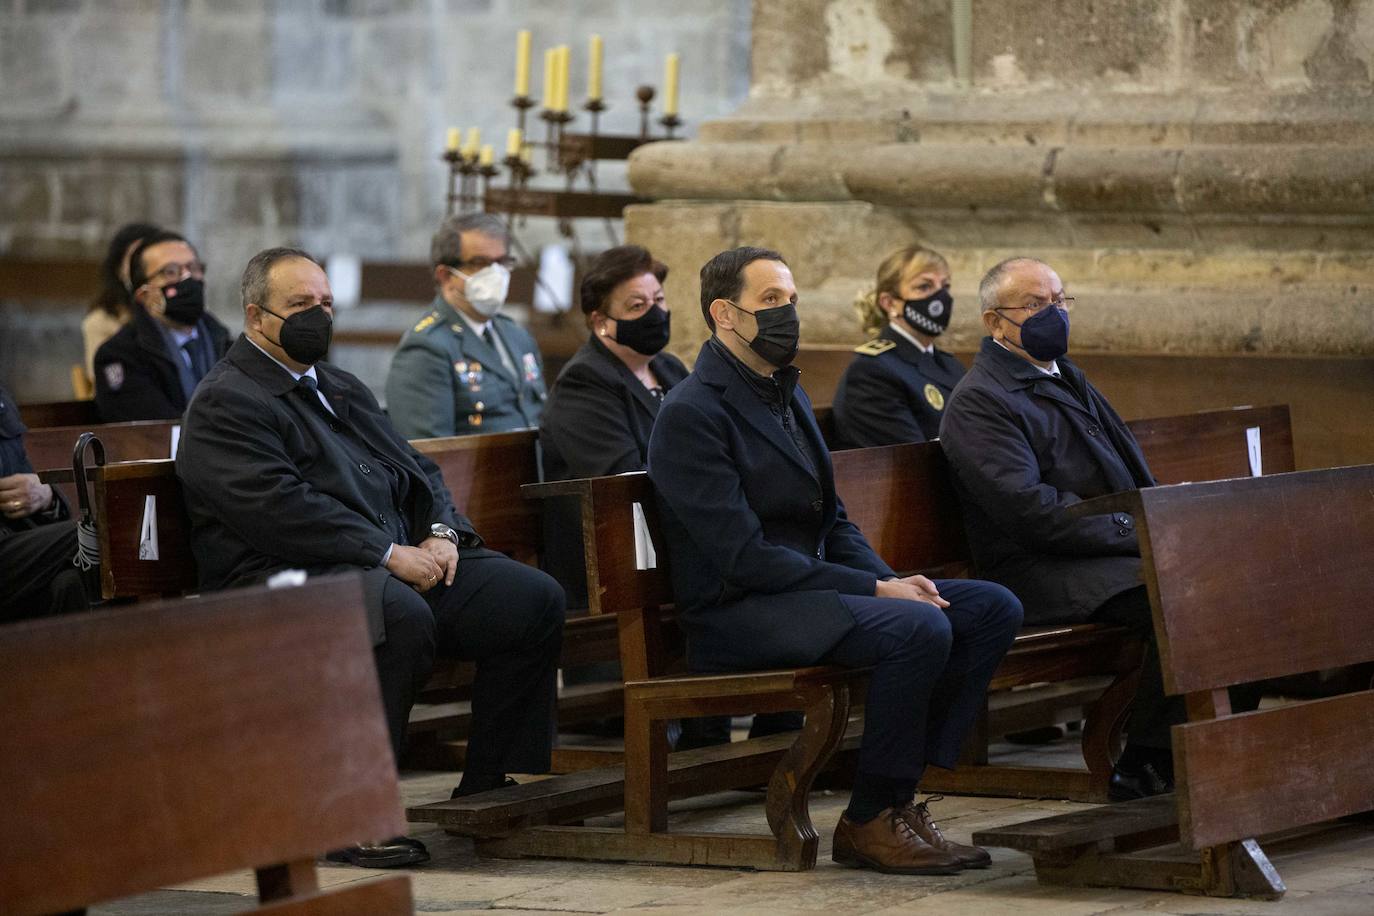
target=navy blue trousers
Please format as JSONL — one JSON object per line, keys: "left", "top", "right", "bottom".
{"left": 824, "top": 579, "right": 1023, "bottom": 782}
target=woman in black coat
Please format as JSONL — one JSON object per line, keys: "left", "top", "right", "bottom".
{"left": 540, "top": 245, "right": 687, "bottom": 480}
{"left": 832, "top": 246, "right": 967, "bottom": 447}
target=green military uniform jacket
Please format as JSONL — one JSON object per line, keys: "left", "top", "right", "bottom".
{"left": 385, "top": 295, "right": 548, "bottom": 438}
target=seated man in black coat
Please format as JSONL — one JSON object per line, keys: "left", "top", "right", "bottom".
{"left": 648, "top": 246, "right": 1023, "bottom": 876}
{"left": 0, "top": 383, "right": 89, "bottom": 623}
{"left": 94, "top": 230, "right": 230, "bottom": 422}
{"left": 939, "top": 256, "right": 1182, "bottom": 800}
{"left": 177, "top": 247, "right": 564, "bottom": 868}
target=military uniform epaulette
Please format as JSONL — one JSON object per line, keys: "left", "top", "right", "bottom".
{"left": 412, "top": 313, "right": 441, "bottom": 334}
{"left": 854, "top": 338, "right": 896, "bottom": 356}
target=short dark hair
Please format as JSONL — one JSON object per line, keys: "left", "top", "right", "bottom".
{"left": 240, "top": 246, "right": 321, "bottom": 312}
{"left": 698, "top": 246, "right": 786, "bottom": 331}
{"left": 430, "top": 212, "right": 510, "bottom": 269}
{"left": 579, "top": 245, "right": 668, "bottom": 322}
{"left": 89, "top": 221, "right": 160, "bottom": 317}
{"left": 127, "top": 229, "right": 192, "bottom": 293}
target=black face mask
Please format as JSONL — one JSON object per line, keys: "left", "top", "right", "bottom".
{"left": 998, "top": 304, "right": 1070, "bottom": 362}
{"left": 611, "top": 304, "right": 671, "bottom": 356}
{"left": 158, "top": 276, "right": 206, "bottom": 326}
{"left": 730, "top": 301, "right": 800, "bottom": 368}
{"left": 263, "top": 305, "right": 333, "bottom": 365}
{"left": 901, "top": 287, "right": 953, "bottom": 337}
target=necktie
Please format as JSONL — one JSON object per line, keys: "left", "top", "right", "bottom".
{"left": 482, "top": 326, "right": 497, "bottom": 350}
{"left": 181, "top": 339, "right": 203, "bottom": 380}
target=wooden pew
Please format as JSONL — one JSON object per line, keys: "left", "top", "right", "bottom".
{"left": 975, "top": 463, "right": 1374, "bottom": 900}
{"left": 25, "top": 419, "right": 181, "bottom": 475}
{"left": 0, "top": 575, "right": 411, "bottom": 915}
{"left": 18, "top": 398, "right": 100, "bottom": 428}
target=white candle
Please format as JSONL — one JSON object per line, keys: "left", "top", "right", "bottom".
{"left": 663, "top": 52, "right": 680, "bottom": 117}
{"left": 542, "top": 47, "right": 557, "bottom": 109}
{"left": 588, "top": 34, "right": 604, "bottom": 102}
{"left": 506, "top": 127, "right": 523, "bottom": 157}
{"left": 479, "top": 144, "right": 494, "bottom": 167}
{"left": 514, "top": 30, "right": 531, "bottom": 97}
{"left": 445, "top": 127, "right": 461, "bottom": 152}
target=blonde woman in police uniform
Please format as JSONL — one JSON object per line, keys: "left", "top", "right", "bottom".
{"left": 386, "top": 214, "right": 547, "bottom": 438}
{"left": 832, "top": 246, "right": 966, "bottom": 448}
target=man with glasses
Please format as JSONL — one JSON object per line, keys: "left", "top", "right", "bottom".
{"left": 939, "top": 256, "right": 1181, "bottom": 802}
{"left": 386, "top": 213, "right": 547, "bottom": 438}
{"left": 93, "top": 230, "right": 230, "bottom": 422}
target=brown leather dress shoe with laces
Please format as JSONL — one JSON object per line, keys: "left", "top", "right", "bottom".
{"left": 832, "top": 808, "right": 964, "bottom": 875}
{"left": 898, "top": 796, "right": 992, "bottom": 869}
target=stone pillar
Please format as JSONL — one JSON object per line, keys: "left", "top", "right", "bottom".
{"left": 626, "top": 0, "right": 1374, "bottom": 466}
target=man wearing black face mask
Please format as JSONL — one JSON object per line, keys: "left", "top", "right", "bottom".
{"left": 939, "top": 256, "right": 1183, "bottom": 801}
{"left": 648, "top": 247, "right": 1023, "bottom": 875}
{"left": 178, "top": 247, "right": 565, "bottom": 869}
{"left": 93, "top": 230, "right": 230, "bottom": 422}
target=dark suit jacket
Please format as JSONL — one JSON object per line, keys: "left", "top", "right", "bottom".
{"left": 647, "top": 340, "right": 895, "bottom": 673}
{"left": 938, "top": 337, "right": 1155, "bottom": 624}
{"left": 540, "top": 336, "right": 689, "bottom": 481}
{"left": 93, "top": 309, "right": 230, "bottom": 422}
{"left": 832, "top": 325, "right": 966, "bottom": 447}
{"left": 176, "top": 336, "right": 479, "bottom": 643}
{"left": 0, "top": 383, "right": 71, "bottom": 538}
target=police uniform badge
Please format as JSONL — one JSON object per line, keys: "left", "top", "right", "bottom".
{"left": 521, "top": 352, "right": 541, "bottom": 384}
{"left": 854, "top": 339, "right": 896, "bottom": 356}
{"left": 103, "top": 362, "right": 125, "bottom": 391}
{"left": 923, "top": 383, "right": 945, "bottom": 411}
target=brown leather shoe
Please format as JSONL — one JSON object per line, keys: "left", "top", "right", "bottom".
{"left": 832, "top": 808, "right": 964, "bottom": 875}
{"left": 898, "top": 796, "right": 992, "bottom": 869}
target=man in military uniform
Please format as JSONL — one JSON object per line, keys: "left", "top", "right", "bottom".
{"left": 0, "top": 382, "right": 90, "bottom": 622}
{"left": 386, "top": 213, "right": 546, "bottom": 438}
{"left": 93, "top": 230, "right": 231, "bottom": 422}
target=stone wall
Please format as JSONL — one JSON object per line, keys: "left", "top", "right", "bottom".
{"left": 627, "top": 0, "right": 1374, "bottom": 365}
{"left": 0, "top": 0, "right": 751, "bottom": 401}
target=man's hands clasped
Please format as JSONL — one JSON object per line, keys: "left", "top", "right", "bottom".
{"left": 875, "top": 574, "right": 951, "bottom": 608}
{"left": 385, "top": 536, "right": 459, "bottom": 593}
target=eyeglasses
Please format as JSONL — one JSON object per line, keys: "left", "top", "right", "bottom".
{"left": 451, "top": 256, "right": 516, "bottom": 272}
{"left": 145, "top": 260, "right": 206, "bottom": 286}
{"left": 1000, "top": 296, "right": 1074, "bottom": 314}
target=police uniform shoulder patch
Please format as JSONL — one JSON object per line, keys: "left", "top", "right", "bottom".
{"left": 854, "top": 338, "right": 896, "bottom": 356}
{"left": 923, "top": 382, "right": 945, "bottom": 411}
{"left": 412, "top": 314, "right": 438, "bottom": 333}
{"left": 103, "top": 362, "right": 125, "bottom": 391}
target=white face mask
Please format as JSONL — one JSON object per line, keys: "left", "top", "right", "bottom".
{"left": 457, "top": 263, "right": 511, "bottom": 318}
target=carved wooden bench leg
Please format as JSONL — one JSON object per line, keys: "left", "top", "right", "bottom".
{"left": 764, "top": 682, "right": 853, "bottom": 870}
{"left": 1079, "top": 643, "right": 1144, "bottom": 801}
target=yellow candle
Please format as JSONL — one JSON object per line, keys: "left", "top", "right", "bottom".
{"left": 463, "top": 127, "right": 481, "bottom": 157}
{"left": 514, "top": 29, "right": 531, "bottom": 97}
{"left": 663, "top": 52, "right": 680, "bottom": 116}
{"left": 445, "top": 127, "right": 461, "bottom": 152}
{"left": 557, "top": 44, "right": 571, "bottom": 112}
{"left": 542, "top": 47, "right": 557, "bottom": 108}
{"left": 479, "top": 144, "right": 494, "bottom": 167}
{"left": 588, "top": 34, "right": 604, "bottom": 102}
{"left": 506, "top": 127, "right": 523, "bottom": 157}
{"left": 521, "top": 143, "right": 534, "bottom": 166}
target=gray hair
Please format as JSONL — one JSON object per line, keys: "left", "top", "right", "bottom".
{"left": 430, "top": 212, "right": 510, "bottom": 268}
{"left": 241, "top": 246, "right": 319, "bottom": 312}
{"left": 978, "top": 256, "right": 1048, "bottom": 312}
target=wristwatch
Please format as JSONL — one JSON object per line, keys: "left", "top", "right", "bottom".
{"left": 429, "top": 523, "right": 460, "bottom": 548}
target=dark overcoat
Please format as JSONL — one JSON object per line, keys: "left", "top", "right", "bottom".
{"left": 93, "top": 309, "right": 230, "bottom": 422}
{"left": 832, "top": 325, "right": 966, "bottom": 447}
{"left": 540, "top": 335, "right": 689, "bottom": 481}
{"left": 0, "top": 384, "right": 71, "bottom": 534}
{"left": 938, "top": 337, "right": 1155, "bottom": 624}
{"left": 647, "top": 340, "right": 895, "bottom": 673}
{"left": 176, "top": 336, "right": 479, "bottom": 644}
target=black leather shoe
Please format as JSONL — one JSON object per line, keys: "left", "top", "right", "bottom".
{"left": 325, "top": 836, "right": 430, "bottom": 868}
{"left": 1107, "top": 761, "right": 1173, "bottom": 802}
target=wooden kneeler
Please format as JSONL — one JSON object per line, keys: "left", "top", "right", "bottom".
{"left": 976, "top": 465, "right": 1374, "bottom": 899}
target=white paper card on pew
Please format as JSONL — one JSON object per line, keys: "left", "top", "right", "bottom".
{"left": 1247, "top": 426, "right": 1262, "bottom": 477}
{"left": 632, "top": 502, "right": 658, "bottom": 571}
{"left": 138, "top": 495, "right": 159, "bottom": 561}
{"left": 170, "top": 424, "right": 181, "bottom": 460}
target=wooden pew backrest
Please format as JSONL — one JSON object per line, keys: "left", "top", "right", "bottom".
{"left": 1084, "top": 465, "right": 1374, "bottom": 850}
{"left": 412, "top": 428, "right": 541, "bottom": 564}
{"left": 96, "top": 459, "right": 197, "bottom": 599}
{"left": 0, "top": 575, "right": 408, "bottom": 915}
{"left": 1128, "top": 404, "right": 1293, "bottom": 485}
{"left": 17, "top": 398, "right": 101, "bottom": 428}
{"left": 25, "top": 419, "right": 180, "bottom": 472}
